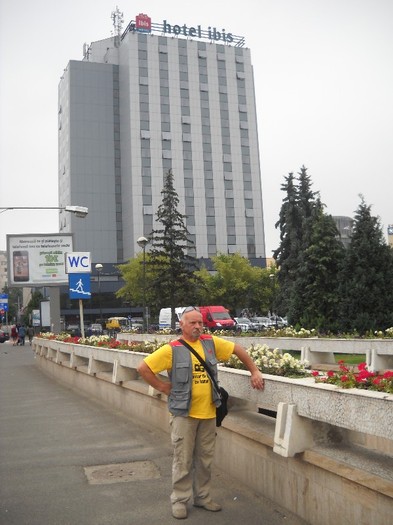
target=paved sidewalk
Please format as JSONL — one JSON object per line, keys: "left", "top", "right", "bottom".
{"left": 0, "top": 342, "right": 307, "bottom": 525}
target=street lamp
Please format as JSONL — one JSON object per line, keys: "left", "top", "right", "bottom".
{"left": 0, "top": 205, "right": 88, "bottom": 217}
{"left": 269, "top": 273, "right": 278, "bottom": 327}
{"left": 95, "top": 263, "right": 103, "bottom": 326}
{"left": 137, "top": 236, "right": 149, "bottom": 333}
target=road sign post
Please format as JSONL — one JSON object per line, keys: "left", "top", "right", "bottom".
{"left": 65, "top": 253, "right": 91, "bottom": 338}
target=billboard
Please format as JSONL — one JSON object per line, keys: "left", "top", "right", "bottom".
{"left": 7, "top": 234, "right": 73, "bottom": 286}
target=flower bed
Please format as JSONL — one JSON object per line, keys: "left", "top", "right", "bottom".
{"left": 37, "top": 333, "right": 393, "bottom": 394}
{"left": 312, "top": 360, "right": 393, "bottom": 394}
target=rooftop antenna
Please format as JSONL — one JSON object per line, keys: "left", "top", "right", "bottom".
{"left": 111, "top": 5, "right": 124, "bottom": 47}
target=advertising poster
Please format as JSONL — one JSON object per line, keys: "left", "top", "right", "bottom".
{"left": 7, "top": 234, "right": 73, "bottom": 286}
{"left": 32, "top": 309, "right": 41, "bottom": 327}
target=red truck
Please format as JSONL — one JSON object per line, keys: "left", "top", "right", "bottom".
{"left": 198, "top": 306, "right": 235, "bottom": 331}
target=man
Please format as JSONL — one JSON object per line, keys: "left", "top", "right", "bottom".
{"left": 137, "top": 306, "right": 264, "bottom": 519}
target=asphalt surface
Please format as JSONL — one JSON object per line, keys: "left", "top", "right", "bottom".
{"left": 0, "top": 341, "right": 308, "bottom": 525}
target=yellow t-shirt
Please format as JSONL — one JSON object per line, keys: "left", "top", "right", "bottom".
{"left": 144, "top": 336, "right": 234, "bottom": 419}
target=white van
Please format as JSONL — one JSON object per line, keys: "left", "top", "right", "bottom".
{"left": 159, "top": 307, "right": 186, "bottom": 330}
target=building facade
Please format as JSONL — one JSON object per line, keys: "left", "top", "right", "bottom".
{"left": 58, "top": 14, "right": 266, "bottom": 268}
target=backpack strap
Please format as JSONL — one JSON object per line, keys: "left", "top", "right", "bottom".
{"left": 178, "top": 338, "right": 221, "bottom": 395}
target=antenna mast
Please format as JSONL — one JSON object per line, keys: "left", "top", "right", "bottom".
{"left": 111, "top": 6, "right": 124, "bottom": 47}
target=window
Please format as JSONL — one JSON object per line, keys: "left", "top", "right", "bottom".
{"left": 139, "top": 67, "right": 148, "bottom": 77}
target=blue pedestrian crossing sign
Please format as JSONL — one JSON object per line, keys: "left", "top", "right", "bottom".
{"left": 68, "top": 273, "right": 91, "bottom": 300}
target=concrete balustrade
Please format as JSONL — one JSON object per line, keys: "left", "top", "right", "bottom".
{"left": 32, "top": 337, "right": 393, "bottom": 525}
{"left": 117, "top": 332, "right": 393, "bottom": 371}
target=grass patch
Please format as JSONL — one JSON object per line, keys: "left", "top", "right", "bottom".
{"left": 286, "top": 350, "right": 366, "bottom": 366}
{"left": 334, "top": 354, "right": 366, "bottom": 365}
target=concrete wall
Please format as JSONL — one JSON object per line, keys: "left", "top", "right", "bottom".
{"left": 33, "top": 339, "right": 393, "bottom": 524}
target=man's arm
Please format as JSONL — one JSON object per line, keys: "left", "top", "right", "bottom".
{"left": 233, "top": 344, "right": 265, "bottom": 390}
{"left": 137, "top": 361, "right": 172, "bottom": 396}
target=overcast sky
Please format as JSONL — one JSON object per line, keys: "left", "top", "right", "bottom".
{"left": 1, "top": 0, "right": 392, "bottom": 256}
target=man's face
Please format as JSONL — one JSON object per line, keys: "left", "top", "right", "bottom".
{"left": 180, "top": 310, "right": 204, "bottom": 341}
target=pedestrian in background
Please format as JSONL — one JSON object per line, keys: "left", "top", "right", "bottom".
{"left": 137, "top": 306, "right": 264, "bottom": 519}
{"left": 18, "top": 325, "right": 26, "bottom": 345}
{"left": 11, "top": 325, "right": 18, "bottom": 346}
{"left": 27, "top": 326, "right": 34, "bottom": 345}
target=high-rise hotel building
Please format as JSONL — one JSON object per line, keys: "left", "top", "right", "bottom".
{"left": 58, "top": 13, "right": 266, "bottom": 267}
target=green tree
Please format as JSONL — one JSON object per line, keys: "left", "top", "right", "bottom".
{"left": 339, "top": 197, "right": 393, "bottom": 333}
{"left": 194, "top": 253, "right": 270, "bottom": 315}
{"left": 116, "top": 252, "right": 156, "bottom": 316}
{"left": 297, "top": 210, "right": 345, "bottom": 332}
{"left": 148, "top": 169, "right": 202, "bottom": 327}
{"left": 273, "top": 166, "right": 320, "bottom": 320}
{"left": 22, "top": 290, "right": 44, "bottom": 326}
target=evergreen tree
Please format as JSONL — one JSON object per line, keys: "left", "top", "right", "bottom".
{"left": 273, "top": 172, "right": 301, "bottom": 316}
{"left": 339, "top": 197, "right": 393, "bottom": 333}
{"left": 148, "top": 169, "right": 201, "bottom": 327}
{"left": 298, "top": 209, "right": 345, "bottom": 332}
{"left": 273, "top": 166, "right": 320, "bottom": 321}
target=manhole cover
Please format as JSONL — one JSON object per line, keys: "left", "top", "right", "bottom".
{"left": 84, "top": 461, "right": 161, "bottom": 485}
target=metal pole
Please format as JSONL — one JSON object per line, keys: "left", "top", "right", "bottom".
{"left": 98, "top": 272, "right": 102, "bottom": 324}
{"left": 137, "top": 237, "right": 148, "bottom": 333}
{"left": 79, "top": 299, "right": 85, "bottom": 338}
{"left": 142, "top": 246, "right": 146, "bottom": 333}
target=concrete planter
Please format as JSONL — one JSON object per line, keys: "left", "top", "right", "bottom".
{"left": 34, "top": 337, "right": 393, "bottom": 441}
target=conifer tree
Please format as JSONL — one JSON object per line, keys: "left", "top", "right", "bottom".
{"left": 273, "top": 172, "right": 301, "bottom": 316}
{"left": 273, "top": 166, "right": 320, "bottom": 321}
{"left": 297, "top": 209, "right": 345, "bottom": 331}
{"left": 339, "top": 197, "right": 393, "bottom": 333}
{"left": 148, "top": 169, "right": 201, "bottom": 327}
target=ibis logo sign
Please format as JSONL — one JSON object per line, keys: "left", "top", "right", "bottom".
{"left": 65, "top": 252, "right": 91, "bottom": 274}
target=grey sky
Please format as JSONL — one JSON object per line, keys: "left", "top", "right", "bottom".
{"left": 1, "top": 0, "right": 392, "bottom": 255}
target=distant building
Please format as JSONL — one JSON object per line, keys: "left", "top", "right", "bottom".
{"left": 0, "top": 251, "right": 7, "bottom": 291}
{"left": 333, "top": 216, "right": 353, "bottom": 249}
{"left": 388, "top": 225, "right": 393, "bottom": 248}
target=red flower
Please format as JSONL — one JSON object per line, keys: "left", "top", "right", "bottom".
{"left": 327, "top": 370, "right": 335, "bottom": 377}
{"left": 340, "top": 375, "right": 348, "bottom": 382}
{"left": 356, "top": 369, "right": 374, "bottom": 382}
{"left": 311, "top": 370, "right": 319, "bottom": 377}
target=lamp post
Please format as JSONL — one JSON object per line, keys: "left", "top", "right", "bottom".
{"left": 137, "top": 236, "right": 149, "bottom": 333}
{"left": 95, "top": 263, "right": 103, "bottom": 326}
{"left": 0, "top": 205, "right": 88, "bottom": 217}
{"left": 269, "top": 273, "right": 278, "bottom": 327}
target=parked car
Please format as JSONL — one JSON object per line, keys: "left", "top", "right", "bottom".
{"left": 90, "top": 323, "right": 103, "bottom": 335}
{"left": 269, "top": 316, "right": 288, "bottom": 328}
{"left": 0, "top": 329, "right": 10, "bottom": 343}
{"left": 250, "top": 317, "right": 273, "bottom": 330}
{"left": 234, "top": 317, "right": 259, "bottom": 332}
{"left": 66, "top": 324, "right": 81, "bottom": 336}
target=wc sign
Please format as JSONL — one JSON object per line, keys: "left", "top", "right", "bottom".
{"left": 65, "top": 252, "right": 91, "bottom": 274}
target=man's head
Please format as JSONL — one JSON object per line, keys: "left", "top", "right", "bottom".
{"left": 180, "top": 307, "right": 204, "bottom": 341}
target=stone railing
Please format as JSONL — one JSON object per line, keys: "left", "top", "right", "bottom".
{"left": 34, "top": 336, "right": 393, "bottom": 445}
{"left": 117, "top": 332, "right": 393, "bottom": 371}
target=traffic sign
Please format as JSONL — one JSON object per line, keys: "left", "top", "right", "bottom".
{"left": 65, "top": 252, "right": 91, "bottom": 274}
{"left": 68, "top": 273, "right": 91, "bottom": 300}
